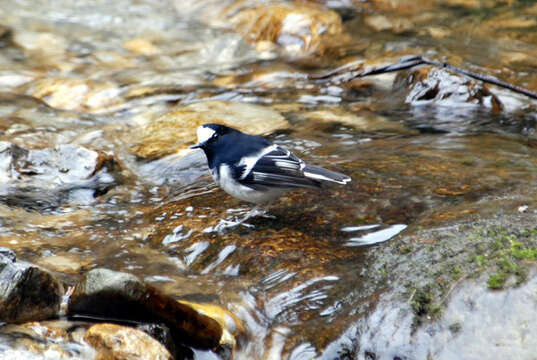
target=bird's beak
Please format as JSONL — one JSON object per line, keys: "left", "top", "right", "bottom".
{"left": 190, "top": 142, "right": 203, "bottom": 149}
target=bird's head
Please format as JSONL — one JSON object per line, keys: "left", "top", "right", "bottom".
{"left": 190, "top": 123, "right": 235, "bottom": 150}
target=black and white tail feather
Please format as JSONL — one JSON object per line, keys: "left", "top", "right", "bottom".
{"left": 303, "top": 164, "right": 351, "bottom": 185}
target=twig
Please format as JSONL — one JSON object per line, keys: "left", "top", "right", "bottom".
{"left": 309, "top": 55, "right": 537, "bottom": 100}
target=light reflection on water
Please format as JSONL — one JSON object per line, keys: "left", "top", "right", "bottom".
{"left": 343, "top": 224, "right": 408, "bottom": 247}
{"left": 264, "top": 276, "right": 340, "bottom": 321}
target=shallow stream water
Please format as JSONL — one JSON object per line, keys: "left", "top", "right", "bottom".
{"left": 1, "top": 0, "right": 537, "bottom": 359}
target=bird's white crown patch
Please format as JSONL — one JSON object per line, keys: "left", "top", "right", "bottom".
{"left": 197, "top": 125, "right": 216, "bottom": 144}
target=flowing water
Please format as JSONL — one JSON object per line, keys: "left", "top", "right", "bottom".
{"left": 1, "top": 0, "right": 537, "bottom": 359}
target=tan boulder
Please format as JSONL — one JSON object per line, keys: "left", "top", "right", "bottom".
{"left": 85, "top": 323, "right": 173, "bottom": 360}
{"left": 128, "top": 100, "right": 289, "bottom": 159}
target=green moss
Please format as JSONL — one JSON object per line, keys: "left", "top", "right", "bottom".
{"left": 409, "top": 285, "right": 443, "bottom": 329}
{"left": 473, "top": 254, "right": 487, "bottom": 268}
{"left": 398, "top": 245, "right": 413, "bottom": 255}
{"left": 477, "top": 227, "right": 537, "bottom": 290}
{"left": 450, "top": 265, "right": 463, "bottom": 280}
{"left": 403, "top": 225, "right": 537, "bottom": 330}
{"left": 379, "top": 265, "right": 387, "bottom": 276}
{"left": 487, "top": 272, "right": 507, "bottom": 289}
{"left": 448, "top": 322, "right": 462, "bottom": 334}
{"left": 511, "top": 247, "right": 537, "bottom": 260}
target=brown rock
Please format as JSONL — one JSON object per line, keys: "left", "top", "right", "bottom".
{"left": 12, "top": 31, "right": 68, "bottom": 58}
{"left": 178, "top": 300, "right": 245, "bottom": 349}
{"left": 93, "top": 50, "right": 137, "bottom": 69}
{"left": 19, "top": 77, "right": 121, "bottom": 113}
{"left": 85, "top": 323, "right": 173, "bottom": 360}
{"left": 123, "top": 38, "right": 160, "bottom": 56}
{"left": 365, "top": 14, "right": 413, "bottom": 33}
{"left": 128, "top": 100, "right": 289, "bottom": 159}
{"left": 228, "top": 3, "right": 348, "bottom": 57}
{"left": 38, "top": 254, "right": 92, "bottom": 274}
{"left": 302, "top": 108, "right": 413, "bottom": 134}
{"left": 68, "top": 268, "right": 223, "bottom": 349}
{"left": 426, "top": 26, "right": 451, "bottom": 39}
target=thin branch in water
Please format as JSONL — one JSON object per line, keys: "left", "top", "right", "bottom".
{"left": 309, "top": 55, "right": 537, "bottom": 100}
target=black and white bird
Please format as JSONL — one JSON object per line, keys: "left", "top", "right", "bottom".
{"left": 191, "top": 123, "right": 351, "bottom": 206}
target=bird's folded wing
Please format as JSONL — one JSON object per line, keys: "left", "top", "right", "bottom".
{"left": 239, "top": 146, "right": 320, "bottom": 188}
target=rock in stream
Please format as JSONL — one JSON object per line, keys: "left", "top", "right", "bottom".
{"left": 0, "top": 249, "right": 63, "bottom": 323}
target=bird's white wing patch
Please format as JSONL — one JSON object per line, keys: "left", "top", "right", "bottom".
{"left": 238, "top": 144, "right": 279, "bottom": 179}
{"left": 197, "top": 125, "right": 216, "bottom": 144}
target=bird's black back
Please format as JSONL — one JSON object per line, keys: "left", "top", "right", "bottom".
{"left": 201, "top": 125, "right": 272, "bottom": 170}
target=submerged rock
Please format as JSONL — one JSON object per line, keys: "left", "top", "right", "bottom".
{"left": 85, "top": 323, "right": 173, "bottom": 360}
{"left": 396, "top": 66, "right": 502, "bottom": 111}
{"left": 37, "top": 254, "right": 92, "bottom": 274}
{"left": 123, "top": 38, "right": 160, "bottom": 56}
{"left": 228, "top": 3, "right": 349, "bottom": 58}
{"left": 0, "top": 254, "right": 63, "bottom": 323}
{"left": 0, "top": 320, "right": 95, "bottom": 359}
{"left": 12, "top": 30, "right": 68, "bottom": 60}
{"left": 174, "top": 1, "right": 349, "bottom": 58}
{"left": 0, "top": 92, "right": 96, "bottom": 135}
{"left": 68, "top": 268, "right": 226, "bottom": 350}
{"left": 364, "top": 14, "right": 413, "bottom": 34}
{"left": 301, "top": 108, "right": 413, "bottom": 134}
{"left": 128, "top": 100, "right": 289, "bottom": 160}
{"left": 19, "top": 77, "right": 122, "bottom": 113}
{"left": 0, "top": 141, "right": 117, "bottom": 209}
